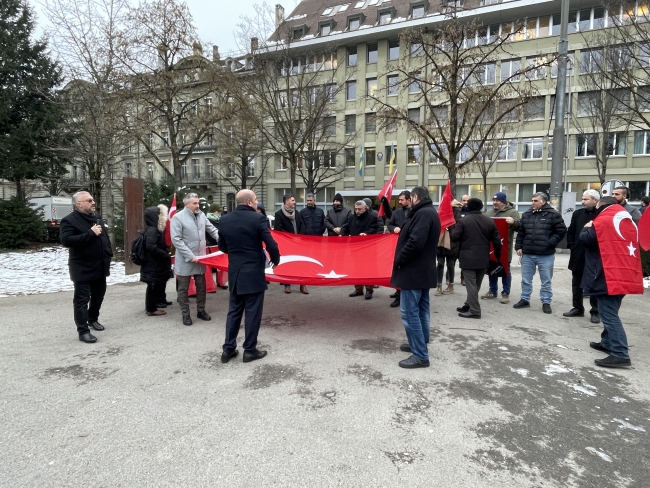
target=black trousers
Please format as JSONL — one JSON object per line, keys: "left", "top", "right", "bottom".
{"left": 223, "top": 290, "right": 265, "bottom": 354}
{"left": 73, "top": 278, "right": 107, "bottom": 333}
{"left": 146, "top": 281, "right": 168, "bottom": 312}
{"left": 572, "top": 270, "right": 598, "bottom": 314}
{"left": 437, "top": 255, "right": 457, "bottom": 284}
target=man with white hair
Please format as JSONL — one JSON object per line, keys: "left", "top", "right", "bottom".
{"left": 564, "top": 189, "right": 600, "bottom": 323}
{"left": 341, "top": 199, "right": 379, "bottom": 299}
{"left": 171, "top": 193, "right": 219, "bottom": 326}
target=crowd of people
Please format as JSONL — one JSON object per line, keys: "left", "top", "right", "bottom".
{"left": 60, "top": 185, "right": 643, "bottom": 371}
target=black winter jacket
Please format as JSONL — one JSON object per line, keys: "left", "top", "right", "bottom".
{"left": 299, "top": 206, "right": 326, "bottom": 235}
{"left": 140, "top": 207, "right": 172, "bottom": 284}
{"left": 340, "top": 210, "right": 379, "bottom": 236}
{"left": 450, "top": 210, "right": 502, "bottom": 269}
{"left": 325, "top": 206, "right": 352, "bottom": 235}
{"left": 60, "top": 209, "right": 113, "bottom": 281}
{"left": 387, "top": 207, "right": 410, "bottom": 232}
{"left": 567, "top": 206, "right": 597, "bottom": 272}
{"left": 390, "top": 198, "right": 440, "bottom": 290}
{"left": 274, "top": 209, "right": 304, "bottom": 234}
{"left": 515, "top": 203, "right": 567, "bottom": 255}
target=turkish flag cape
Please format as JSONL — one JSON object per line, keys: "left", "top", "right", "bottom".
{"left": 198, "top": 231, "right": 398, "bottom": 286}
{"left": 438, "top": 183, "right": 456, "bottom": 233}
{"left": 489, "top": 218, "right": 510, "bottom": 277}
{"left": 165, "top": 193, "right": 177, "bottom": 247}
{"left": 594, "top": 204, "right": 643, "bottom": 295}
{"left": 377, "top": 171, "right": 397, "bottom": 218}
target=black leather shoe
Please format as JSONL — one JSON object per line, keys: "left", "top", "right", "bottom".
{"left": 590, "top": 342, "right": 611, "bottom": 353}
{"left": 590, "top": 313, "right": 600, "bottom": 324}
{"left": 197, "top": 311, "right": 211, "bottom": 321}
{"left": 221, "top": 350, "right": 239, "bottom": 363}
{"left": 399, "top": 355, "right": 430, "bottom": 369}
{"left": 364, "top": 290, "right": 373, "bottom": 300}
{"left": 595, "top": 355, "right": 631, "bottom": 368}
{"left": 390, "top": 298, "right": 400, "bottom": 308}
{"left": 182, "top": 315, "right": 192, "bottom": 326}
{"left": 164, "top": 300, "right": 173, "bottom": 305}
{"left": 563, "top": 308, "right": 584, "bottom": 317}
{"left": 79, "top": 332, "right": 97, "bottom": 343}
{"left": 458, "top": 311, "right": 481, "bottom": 319}
{"left": 513, "top": 299, "right": 530, "bottom": 309}
{"left": 349, "top": 291, "right": 364, "bottom": 297}
{"left": 456, "top": 304, "right": 470, "bottom": 313}
{"left": 88, "top": 321, "right": 104, "bottom": 331}
{"left": 243, "top": 350, "right": 268, "bottom": 363}
{"left": 156, "top": 303, "right": 168, "bottom": 309}
{"left": 542, "top": 303, "right": 552, "bottom": 314}
{"left": 400, "top": 343, "right": 412, "bottom": 353}
{"left": 389, "top": 291, "right": 399, "bottom": 298}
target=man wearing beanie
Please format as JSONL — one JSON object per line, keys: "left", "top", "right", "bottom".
{"left": 513, "top": 192, "right": 567, "bottom": 314}
{"left": 325, "top": 193, "right": 351, "bottom": 236}
{"left": 450, "top": 198, "right": 502, "bottom": 319}
{"left": 483, "top": 192, "right": 520, "bottom": 304}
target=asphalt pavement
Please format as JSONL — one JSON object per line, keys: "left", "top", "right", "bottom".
{"left": 1, "top": 252, "right": 649, "bottom": 487}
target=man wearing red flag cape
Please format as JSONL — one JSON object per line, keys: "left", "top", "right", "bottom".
{"left": 580, "top": 196, "right": 643, "bottom": 368}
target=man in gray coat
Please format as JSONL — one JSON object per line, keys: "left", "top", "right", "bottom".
{"left": 171, "top": 193, "right": 219, "bottom": 326}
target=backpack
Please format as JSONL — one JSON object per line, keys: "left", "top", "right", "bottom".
{"left": 130, "top": 231, "right": 146, "bottom": 265}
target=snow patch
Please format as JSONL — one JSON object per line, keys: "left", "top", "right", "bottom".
{"left": 586, "top": 447, "right": 613, "bottom": 462}
{"left": 556, "top": 344, "right": 568, "bottom": 349}
{"left": 558, "top": 380, "right": 597, "bottom": 397}
{"left": 644, "top": 276, "right": 650, "bottom": 289}
{"left": 498, "top": 346, "right": 508, "bottom": 350}
{"left": 510, "top": 367, "right": 529, "bottom": 378}
{"left": 543, "top": 363, "right": 572, "bottom": 376}
{"left": 286, "top": 13, "right": 307, "bottom": 21}
{"left": 612, "top": 418, "right": 646, "bottom": 432}
{"left": 611, "top": 397, "right": 628, "bottom": 403}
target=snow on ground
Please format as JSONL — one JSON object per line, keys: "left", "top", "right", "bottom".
{"left": 644, "top": 277, "right": 650, "bottom": 289}
{"left": 0, "top": 246, "right": 139, "bottom": 298}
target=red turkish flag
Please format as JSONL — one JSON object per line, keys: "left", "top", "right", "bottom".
{"left": 437, "top": 182, "right": 456, "bottom": 234}
{"left": 198, "top": 231, "right": 399, "bottom": 286}
{"left": 638, "top": 205, "right": 650, "bottom": 251}
{"left": 164, "top": 193, "right": 177, "bottom": 247}
{"left": 594, "top": 204, "right": 643, "bottom": 295}
{"left": 489, "top": 218, "right": 510, "bottom": 277}
{"left": 377, "top": 171, "right": 398, "bottom": 218}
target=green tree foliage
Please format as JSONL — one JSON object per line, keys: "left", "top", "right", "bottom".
{"left": 0, "top": 197, "right": 45, "bottom": 248}
{"left": 144, "top": 180, "right": 175, "bottom": 209}
{"left": 0, "top": 0, "right": 65, "bottom": 198}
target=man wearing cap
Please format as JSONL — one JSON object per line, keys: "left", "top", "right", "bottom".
{"left": 341, "top": 200, "right": 379, "bottom": 299}
{"left": 325, "top": 193, "right": 351, "bottom": 236}
{"left": 482, "top": 192, "right": 520, "bottom": 304}
{"left": 564, "top": 190, "right": 600, "bottom": 323}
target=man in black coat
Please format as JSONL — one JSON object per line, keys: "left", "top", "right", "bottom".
{"left": 300, "top": 192, "right": 326, "bottom": 236}
{"left": 218, "top": 190, "right": 281, "bottom": 364}
{"left": 450, "top": 198, "right": 502, "bottom": 319}
{"left": 390, "top": 187, "right": 440, "bottom": 369}
{"left": 60, "top": 191, "right": 113, "bottom": 343}
{"left": 325, "top": 193, "right": 351, "bottom": 236}
{"left": 274, "top": 193, "right": 306, "bottom": 294}
{"left": 564, "top": 190, "right": 600, "bottom": 323}
{"left": 341, "top": 200, "right": 379, "bottom": 299}
{"left": 513, "top": 192, "right": 567, "bottom": 314}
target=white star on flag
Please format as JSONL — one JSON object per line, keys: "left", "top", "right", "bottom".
{"left": 318, "top": 270, "right": 348, "bottom": 279}
{"left": 628, "top": 242, "right": 637, "bottom": 257}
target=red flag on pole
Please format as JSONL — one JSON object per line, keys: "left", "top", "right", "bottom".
{"left": 165, "top": 193, "right": 177, "bottom": 247}
{"left": 437, "top": 182, "right": 456, "bottom": 234}
{"left": 638, "top": 205, "right": 650, "bottom": 251}
{"left": 377, "top": 170, "right": 398, "bottom": 218}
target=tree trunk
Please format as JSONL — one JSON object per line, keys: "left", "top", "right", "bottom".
{"left": 448, "top": 168, "right": 458, "bottom": 198}
{"left": 14, "top": 179, "right": 24, "bottom": 201}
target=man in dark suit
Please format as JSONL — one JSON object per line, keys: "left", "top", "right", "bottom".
{"left": 218, "top": 190, "right": 281, "bottom": 363}
{"left": 390, "top": 187, "right": 440, "bottom": 369}
{"left": 60, "top": 191, "right": 113, "bottom": 343}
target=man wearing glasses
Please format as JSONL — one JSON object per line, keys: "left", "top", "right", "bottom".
{"left": 60, "top": 191, "right": 113, "bottom": 343}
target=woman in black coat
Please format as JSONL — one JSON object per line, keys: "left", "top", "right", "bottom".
{"left": 140, "top": 205, "right": 173, "bottom": 316}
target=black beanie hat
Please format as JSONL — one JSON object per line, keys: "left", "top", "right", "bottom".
{"left": 467, "top": 198, "right": 483, "bottom": 212}
{"left": 333, "top": 193, "right": 343, "bottom": 203}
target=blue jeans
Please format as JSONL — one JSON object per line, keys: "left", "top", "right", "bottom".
{"left": 520, "top": 254, "right": 554, "bottom": 304}
{"left": 597, "top": 295, "right": 629, "bottom": 359}
{"left": 489, "top": 263, "right": 511, "bottom": 296}
{"left": 399, "top": 289, "right": 431, "bottom": 361}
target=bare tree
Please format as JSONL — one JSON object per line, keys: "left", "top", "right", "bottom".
{"left": 117, "top": 0, "right": 231, "bottom": 189}
{"left": 373, "top": 16, "right": 541, "bottom": 195}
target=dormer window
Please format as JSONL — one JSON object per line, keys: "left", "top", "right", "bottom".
{"left": 378, "top": 8, "right": 395, "bottom": 25}
{"left": 410, "top": 1, "right": 429, "bottom": 18}
{"left": 348, "top": 15, "right": 364, "bottom": 31}
{"left": 292, "top": 25, "right": 307, "bottom": 40}
{"left": 318, "top": 19, "right": 336, "bottom": 37}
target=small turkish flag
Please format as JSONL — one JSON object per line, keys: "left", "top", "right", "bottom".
{"left": 594, "top": 204, "right": 643, "bottom": 295}
{"left": 165, "top": 193, "right": 177, "bottom": 247}
{"left": 437, "top": 181, "right": 456, "bottom": 234}
{"left": 377, "top": 170, "right": 397, "bottom": 218}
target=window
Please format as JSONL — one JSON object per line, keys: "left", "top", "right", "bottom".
{"left": 577, "top": 91, "right": 599, "bottom": 117}
{"left": 205, "top": 133, "right": 213, "bottom": 146}
{"left": 387, "top": 75, "right": 399, "bottom": 96}
{"left": 522, "top": 138, "right": 543, "bottom": 159}
{"left": 323, "top": 116, "right": 336, "bottom": 137}
{"left": 348, "top": 17, "right": 361, "bottom": 31}
{"left": 497, "top": 139, "right": 518, "bottom": 160}
{"left": 593, "top": 7, "right": 606, "bottom": 29}
{"left": 321, "top": 151, "right": 336, "bottom": 168}
{"left": 525, "top": 57, "right": 547, "bottom": 80}
{"left": 538, "top": 15, "right": 550, "bottom": 36}
{"left": 366, "top": 77, "right": 378, "bottom": 97}
{"left": 181, "top": 162, "right": 188, "bottom": 179}
{"left": 367, "top": 42, "right": 378, "bottom": 63}
{"left": 409, "top": 72, "right": 421, "bottom": 93}
{"left": 379, "top": 10, "right": 392, "bottom": 25}
{"left": 365, "top": 148, "right": 376, "bottom": 166}
{"left": 192, "top": 158, "right": 200, "bottom": 178}
{"left": 550, "top": 13, "right": 561, "bottom": 36}
{"left": 525, "top": 18, "right": 538, "bottom": 39}
{"left": 524, "top": 97, "right": 545, "bottom": 120}
{"left": 147, "top": 162, "right": 154, "bottom": 180}
{"left": 476, "top": 62, "right": 496, "bottom": 84}
{"left": 324, "top": 84, "right": 337, "bottom": 103}
{"left": 345, "top": 114, "right": 356, "bottom": 134}
{"left": 501, "top": 59, "right": 521, "bottom": 82}
{"left": 319, "top": 21, "right": 332, "bottom": 36}
{"left": 579, "top": 48, "right": 603, "bottom": 74}
{"left": 550, "top": 94, "right": 571, "bottom": 119}
{"left": 568, "top": 11, "right": 578, "bottom": 33}
{"left": 347, "top": 46, "right": 357, "bottom": 66}
{"left": 578, "top": 8, "right": 591, "bottom": 31}
{"left": 551, "top": 53, "right": 574, "bottom": 78}
{"left": 125, "top": 162, "right": 132, "bottom": 178}
{"left": 408, "top": 108, "right": 420, "bottom": 123}
{"left": 345, "top": 147, "right": 356, "bottom": 166}
{"left": 205, "top": 97, "right": 212, "bottom": 113}
{"left": 634, "top": 130, "right": 650, "bottom": 154}
{"left": 247, "top": 159, "right": 255, "bottom": 177}
{"left": 407, "top": 144, "right": 420, "bottom": 164}
{"left": 575, "top": 134, "right": 596, "bottom": 157}
{"left": 607, "top": 132, "right": 627, "bottom": 156}
{"left": 161, "top": 132, "right": 169, "bottom": 148}
{"left": 346, "top": 81, "right": 357, "bottom": 100}
{"left": 388, "top": 39, "right": 399, "bottom": 60}
{"left": 225, "top": 163, "right": 235, "bottom": 178}
{"left": 292, "top": 26, "right": 305, "bottom": 40}
{"left": 410, "top": 43, "right": 423, "bottom": 57}
{"left": 365, "top": 113, "right": 377, "bottom": 132}
{"left": 386, "top": 120, "right": 397, "bottom": 132}
{"left": 411, "top": 4, "right": 425, "bottom": 18}
{"left": 206, "top": 158, "right": 214, "bottom": 178}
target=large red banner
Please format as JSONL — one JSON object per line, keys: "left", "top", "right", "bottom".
{"left": 198, "top": 231, "right": 399, "bottom": 286}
